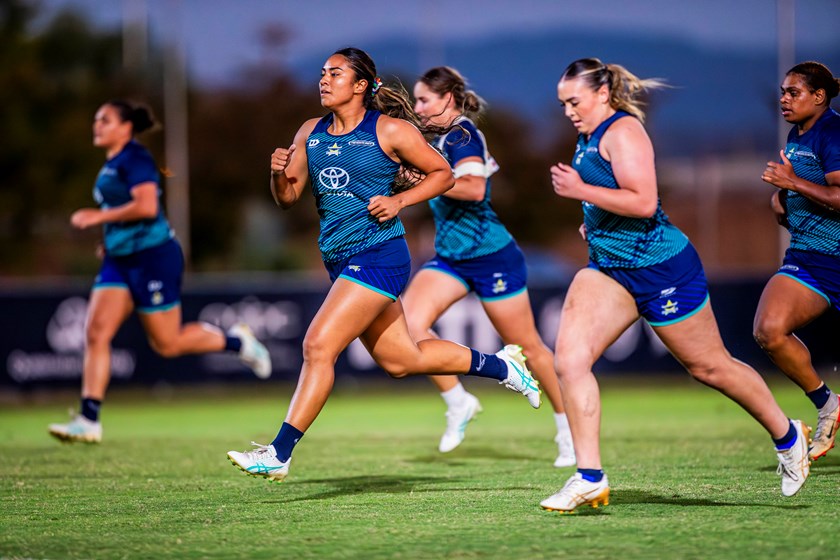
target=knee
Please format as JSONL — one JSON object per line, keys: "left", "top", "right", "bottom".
{"left": 753, "top": 318, "right": 786, "bottom": 351}
{"left": 553, "top": 348, "right": 593, "bottom": 383}
{"left": 149, "top": 338, "right": 182, "bottom": 358}
{"left": 685, "top": 360, "right": 726, "bottom": 387}
{"left": 85, "top": 322, "right": 113, "bottom": 349}
{"left": 382, "top": 363, "right": 411, "bottom": 379}
{"left": 301, "top": 331, "right": 340, "bottom": 366}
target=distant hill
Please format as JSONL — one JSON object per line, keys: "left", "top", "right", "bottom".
{"left": 289, "top": 28, "right": 840, "bottom": 158}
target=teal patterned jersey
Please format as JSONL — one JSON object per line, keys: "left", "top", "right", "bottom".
{"left": 429, "top": 117, "right": 511, "bottom": 260}
{"left": 781, "top": 108, "right": 840, "bottom": 256}
{"left": 93, "top": 140, "right": 172, "bottom": 256}
{"left": 306, "top": 110, "right": 404, "bottom": 262}
{"left": 573, "top": 111, "right": 687, "bottom": 269}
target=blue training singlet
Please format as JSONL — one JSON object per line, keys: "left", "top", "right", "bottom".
{"left": 306, "top": 110, "right": 404, "bottom": 262}
{"left": 781, "top": 108, "right": 840, "bottom": 256}
{"left": 94, "top": 140, "right": 173, "bottom": 256}
{"left": 573, "top": 111, "right": 688, "bottom": 269}
{"left": 429, "top": 117, "right": 512, "bottom": 260}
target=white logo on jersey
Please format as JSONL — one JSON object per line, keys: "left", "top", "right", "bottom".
{"left": 308, "top": 138, "right": 320, "bottom": 147}
{"left": 319, "top": 167, "right": 350, "bottom": 190}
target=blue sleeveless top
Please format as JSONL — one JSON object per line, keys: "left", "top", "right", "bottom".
{"left": 573, "top": 111, "right": 687, "bottom": 269}
{"left": 93, "top": 140, "right": 173, "bottom": 257}
{"left": 429, "top": 117, "right": 512, "bottom": 260}
{"left": 306, "top": 110, "right": 404, "bottom": 262}
{"left": 782, "top": 108, "right": 840, "bottom": 256}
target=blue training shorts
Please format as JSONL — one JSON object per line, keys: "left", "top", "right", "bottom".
{"left": 420, "top": 240, "right": 528, "bottom": 301}
{"left": 590, "top": 243, "right": 709, "bottom": 327}
{"left": 323, "top": 236, "right": 411, "bottom": 301}
{"left": 94, "top": 238, "right": 183, "bottom": 313}
{"left": 776, "top": 248, "right": 840, "bottom": 311}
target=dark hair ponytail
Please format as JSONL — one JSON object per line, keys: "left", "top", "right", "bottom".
{"left": 331, "top": 47, "right": 450, "bottom": 193}
{"left": 419, "top": 66, "right": 485, "bottom": 121}
{"left": 104, "top": 99, "right": 157, "bottom": 134}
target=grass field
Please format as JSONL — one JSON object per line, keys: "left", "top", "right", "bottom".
{"left": 1, "top": 377, "right": 838, "bottom": 559}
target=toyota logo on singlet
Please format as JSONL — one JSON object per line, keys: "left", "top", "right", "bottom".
{"left": 319, "top": 167, "right": 350, "bottom": 190}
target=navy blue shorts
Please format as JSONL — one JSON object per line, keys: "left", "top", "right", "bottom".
{"left": 94, "top": 238, "right": 183, "bottom": 313}
{"left": 590, "top": 243, "right": 709, "bottom": 327}
{"left": 777, "top": 249, "right": 840, "bottom": 311}
{"left": 421, "top": 240, "right": 528, "bottom": 301}
{"left": 323, "top": 237, "right": 411, "bottom": 301}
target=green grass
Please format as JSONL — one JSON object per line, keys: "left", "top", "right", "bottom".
{"left": 1, "top": 378, "right": 838, "bottom": 559}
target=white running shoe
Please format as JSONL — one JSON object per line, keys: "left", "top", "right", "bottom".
{"left": 439, "top": 394, "right": 482, "bottom": 453}
{"left": 553, "top": 431, "right": 577, "bottom": 468}
{"left": 810, "top": 395, "right": 839, "bottom": 461}
{"left": 540, "top": 472, "right": 610, "bottom": 513}
{"left": 228, "top": 323, "right": 272, "bottom": 379}
{"left": 496, "top": 344, "right": 541, "bottom": 409}
{"left": 227, "top": 442, "right": 290, "bottom": 482}
{"left": 48, "top": 413, "right": 102, "bottom": 443}
{"left": 776, "top": 419, "right": 811, "bottom": 497}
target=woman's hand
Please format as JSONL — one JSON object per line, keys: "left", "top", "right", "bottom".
{"left": 367, "top": 195, "right": 405, "bottom": 222}
{"left": 762, "top": 151, "right": 797, "bottom": 191}
{"left": 550, "top": 162, "right": 584, "bottom": 200}
{"left": 70, "top": 208, "right": 102, "bottom": 229}
{"left": 271, "top": 144, "right": 297, "bottom": 176}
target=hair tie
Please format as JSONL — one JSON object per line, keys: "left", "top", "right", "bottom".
{"left": 371, "top": 77, "right": 383, "bottom": 96}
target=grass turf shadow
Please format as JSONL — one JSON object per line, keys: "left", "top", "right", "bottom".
{"left": 614, "top": 489, "right": 811, "bottom": 510}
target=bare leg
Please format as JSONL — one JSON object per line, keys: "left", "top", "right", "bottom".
{"left": 402, "top": 268, "right": 470, "bottom": 394}
{"left": 139, "top": 307, "right": 226, "bottom": 358}
{"left": 552, "top": 269, "right": 640, "bottom": 469}
{"left": 656, "top": 300, "right": 790, "bottom": 438}
{"left": 753, "top": 274, "right": 830, "bottom": 392}
{"left": 82, "top": 288, "right": 134, "bottom": 400}
{"left": 483, "top": 290, "right": 564, "bottom": 413}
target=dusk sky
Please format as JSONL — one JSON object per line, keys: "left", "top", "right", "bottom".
{"left": 31, "top": 0, "right": 840, "bottom": 157}
{"left": 36, "top": 0, "right": 840, "bottom": 87}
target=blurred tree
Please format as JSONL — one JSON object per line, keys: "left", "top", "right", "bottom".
{"left": 0, "top": 3, "right": 580, "bottom": 277}
{"left": 0, "top": 0, "right": 154, "bottom": 275}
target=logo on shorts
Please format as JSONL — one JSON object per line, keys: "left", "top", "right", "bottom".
{"left": 326, "top": 142, "right": 342, "bottom": 156}
{"left": 348, "top": 265, "right": 361, "bottom": 272}
{"left": 492, "top": 278, "right": 508, "bottom": 294}
{"left": 661, "top": 299, "right": 679, "bottom": 316}
{"left": 660, "top": 286, "right": 676, "bottom": 298}
{"left": 319, "top": 167, "right": 350, "bottom": 190}
{"left": 148, "top": 280, "right": 164, "bottom": 306}
{"left": 780, "top": 264, "right": 800, "bottom": 272}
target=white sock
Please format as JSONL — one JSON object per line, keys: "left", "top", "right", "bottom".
{"left": 441, "top": 383, "right": 468, "bottom": 408}
{"left": 554, "top": 412, "right": 571, "bottom": 435}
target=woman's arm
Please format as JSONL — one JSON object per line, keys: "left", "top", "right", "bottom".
{"left": 762, "top": 150, "right": 840, "bottom": 211}
{"left": 551, "top": 118, "right": 658, "bottom": 218}
{"left": 367, "top": 116, "right": 455, "bottom": 222}
{"left": 270, "top": 118, "right": 319, "bottom": 209}
{"left": 70, "top": 182, "right": 158, "bottom": 229}
{"left": 442, "top": 156, "right": 487, "bottom": 202}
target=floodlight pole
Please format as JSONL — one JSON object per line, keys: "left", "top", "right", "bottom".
{"left": 777, "top": 0, "right": 795, "bottom": 259}
{"left": 122, "top": 0, "right": 148, "bottom": 71}
{"left": 163, "top": 0, "right": 191, "bottom": 265}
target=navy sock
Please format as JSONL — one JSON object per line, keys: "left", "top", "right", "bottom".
{"left": 80, "top": 398, "right": 101, "bottom": 423}
{"left": 271, "top": 422, "right": 304, "bottom": 462}
{"left": 577, "top": 468, "right": 604, "bottom": 483}
{"left": 806, "top": 383, "right": 832, "bottom": 410}
{"left": 224, "top": 336, "right": 242, "bottom": 353}
{"left": 467, "top": 349, "right": 507, "bottom": 381}
{"left": 773, "top": 420, "right": 797, "bottom": 450}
